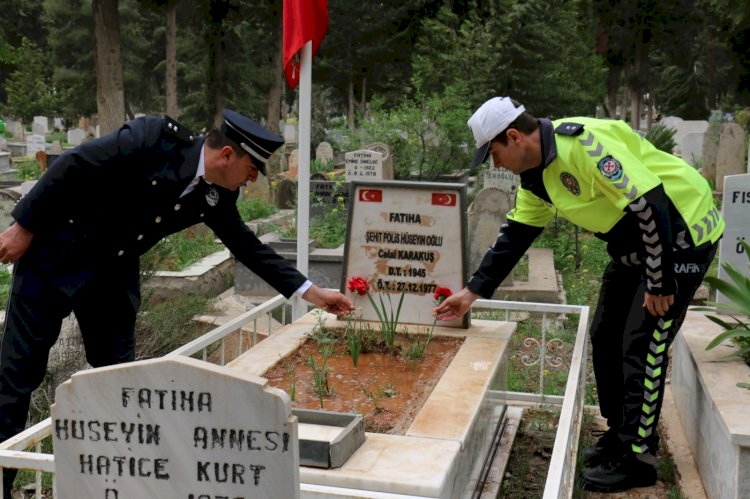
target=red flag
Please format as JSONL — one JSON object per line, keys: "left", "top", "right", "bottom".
{"left": 359, "top": 189, "right": 383, "bottom": 202}
{"left": 432, "top": 193, "right": 457, "bottom": 206}
{"left": 283, "top": 0, "right": 328, "bottom": 89}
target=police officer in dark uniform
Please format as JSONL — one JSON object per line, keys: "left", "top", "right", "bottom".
{"left": 0, "top": 110, "right": 354, "bottom": 495}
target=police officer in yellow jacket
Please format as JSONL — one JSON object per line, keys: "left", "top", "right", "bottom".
{"left": 0, "top": 109, "right": 354, "bottom": 496}
{"left": 434, "top": 97, "right": 723, "bottom": 492}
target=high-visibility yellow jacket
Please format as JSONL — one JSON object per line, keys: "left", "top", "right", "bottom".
{"left": 467, "top": 117, "right": 724, "bottom": 298}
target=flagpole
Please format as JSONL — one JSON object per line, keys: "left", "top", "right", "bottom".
{"left": 292, "top": 40, "right": 312, "bottom": 321}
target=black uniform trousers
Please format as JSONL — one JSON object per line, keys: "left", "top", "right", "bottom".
{"left": 0, "top": 257, "right": 140, "bottom": 494}
{"left": 590, "top": 242, "right": 717, "bottom": 456}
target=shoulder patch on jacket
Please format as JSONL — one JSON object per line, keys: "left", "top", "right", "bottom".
{"left": 163, "top": 116, "right": 195, "bottom": 143}
{"left": 554, "top": 122, "right": 585, "bottom": 136}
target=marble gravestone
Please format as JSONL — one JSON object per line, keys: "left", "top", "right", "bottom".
{"left": 345, "top": 149, "right": 383, "bottom": 180}
{"left": 52, "top": 356, "right": 300, "bottom": 499}
{"left": 342, "top": 181, "right": 468, "bottom": 328}
{"left": 715, "top": 123, "right": 746, "bottom": 193}
{"left": 717, "top": 173, "right": 750, "bottom": 308}
{"left": 467, "top": 187, "right": 515, "bottom": 287}
{"left": 25, "top": 134, "right": 46, "bottom": 157}
{"left": 483, "top": 165, "right": 518, "bottom": 193}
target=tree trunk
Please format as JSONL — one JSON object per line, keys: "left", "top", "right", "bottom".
{"left": 630, "top": 86, "right": 641, "bottom": 131}
{"left": 206, "top": 15, "right": 226, "bottom": 128}
{"left": 93, "top": 0, "right": 126, "bottom": 135}
{"left": 621, "top": 83, "right": 629, "bottom": 122}
{"left": 646, "top": 92, "right": 654, "bottom": 130}
{"left": 347, "top": 73, "right": 355, "bottom": 129}
{"left": 266, "top": 14, "right": 283, "bottom": 134}
{"left": 360, "top": 74, "right": 367, "bottom": 118}
{"left": 607, "top": 68, "right": 620, "bottom": 119}
{"left": 165, "top": 1, "right": 178, "bottom": 117}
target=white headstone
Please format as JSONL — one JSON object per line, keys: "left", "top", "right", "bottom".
{"left": 680, "top": 132, "right": 705, "bottom": 166}
{"left": 68, "top": 128, "right": 87, "bottom": 146}
{"left": 32, "top": 121, "right": 47, "bottom": 136}
{"left": 283, "top": 123, "right": 296, "bottom": 144}
{"left": 25, "top": 134, "right": 46, "bottom": 157}
{"left": 715, "top": 123, "right": 746, "bottom": 193}
{"left": 342, "top": 181, "right": 466, "bottom": 327}
{"left": 345, "top": 149, "right": 384, "bottom": 180}
{"left": 33, "top": 116, "right": 49, "bottom": 134}
{"left": 53, "top": 117, "right": 65, "bottom": 131}
{"left": 483, "top": 165, "right": 519, "bottom": 193}
{"left": 52, "top": 356, "right": 300, "bottom": 499}
{"left": 717, "top": 173, "right": 750, "bottom": 307}
{"left": 673, "top": 121, "right": 709, "bottom": 156}
{"left": 660, "top": 116, "right": 683, "bottom": 130}
{"left": 365, "top": 143, "right": 394, "bottom": 180}
{"left": 315, "top": 142, "right": 334, "bottom": 164}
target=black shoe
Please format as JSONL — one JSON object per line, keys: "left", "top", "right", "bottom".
{"left": 581, "top": 453, "right": 657, "bottom": 492}
{"left": 580, "top": 427, "right": 622, "bottom": 466}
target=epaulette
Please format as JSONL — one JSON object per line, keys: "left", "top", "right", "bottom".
{"left": 163, "top": 116, "right": 195, "bottom": 143}
{"left": 554, "top": 122, "right": 585, "bottom": 136}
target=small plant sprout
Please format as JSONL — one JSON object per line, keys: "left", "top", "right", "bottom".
{"left": 348, "top": 275, "right": 405, "bottom": 353}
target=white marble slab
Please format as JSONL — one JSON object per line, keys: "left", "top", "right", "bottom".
{"left": 52, "top": 356, "right": 300, "bottom": 498}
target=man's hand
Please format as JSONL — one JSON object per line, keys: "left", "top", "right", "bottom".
{"left": 643, "top": 292, "right": 674, "bottom": 317}
{"left": 0, "top": 223, "right": 33, "bottom": 264}
{"left": 302, "top": 284, "right": 354, "bottom": 317}
{"left": 433, "top": 287, "right": 479, "bottom": 321}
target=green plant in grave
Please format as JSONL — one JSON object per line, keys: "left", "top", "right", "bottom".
{"left": 694, "top": 240, "right": 750, "bottom": 383}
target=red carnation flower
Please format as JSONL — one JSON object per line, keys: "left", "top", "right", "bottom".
{"left": 433, "top": 286, "right": 453, "bottom": 303}
{"left": 347, "top": 276, "right": 369, "bottom": 296}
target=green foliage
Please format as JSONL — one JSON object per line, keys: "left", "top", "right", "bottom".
{"left": 696, "top": 240, "right": 750, "bottom": 369}
{"left": 735, "top": 108, "right": 750, "bottom": 133}
{"left": 4, "top": 38, "right": 54, "bottom": 121}
{"left": 135, "top": 292, "right": 211, "bottom": 359}
{"left": 235, "top": 195, "right": 277, "bottom": 221}
{"left": 14, "top": 158, "right": 42, "bottom": 181}
{"left": 143, "top": 228, "right": 223, "bottom": 271}
{"left": 412, "top": 3, "right": 605, "bottom": 118}
{"left": 644, "top": 124, "right": 677, "bottom": 153}
{"left": 0, "top": 265, "right": 10, "bottom": 307}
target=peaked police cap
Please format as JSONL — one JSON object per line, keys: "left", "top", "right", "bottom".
{"left": 221, "top": 109, "right": 284, "bottom": 175}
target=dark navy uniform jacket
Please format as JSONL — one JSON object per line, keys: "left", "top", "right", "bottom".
{"left": 11, "top": 116, "right": 307, "bottom": 299}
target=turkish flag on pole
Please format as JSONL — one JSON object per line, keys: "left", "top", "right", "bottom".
{"left": 283, "top": 0, "right": 328, "bottom": 89}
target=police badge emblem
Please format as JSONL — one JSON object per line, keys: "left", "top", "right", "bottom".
{"left": 597, "top": 155, "right": 623, "bottom": 180}
{"left": 560, "top": 172, "right": 580, "bottom": 196}
{"left": 205, "top": 186, "right": 220, "bottom": 206}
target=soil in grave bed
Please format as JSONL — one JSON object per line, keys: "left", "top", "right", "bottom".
{"left": 263, "top": 331, "right": 464, "bottom": 434}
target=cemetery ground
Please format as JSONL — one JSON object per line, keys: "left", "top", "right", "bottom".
{"left": 5, "top": 212, "right": 717, "bottom": 498}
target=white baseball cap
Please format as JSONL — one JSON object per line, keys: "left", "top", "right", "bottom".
{"left": 467, "top": 97, "right": 525, "bottom": 169}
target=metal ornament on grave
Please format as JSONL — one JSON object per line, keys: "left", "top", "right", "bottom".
{"left": 342, "top": 181, "right": 468, "bottom": 328}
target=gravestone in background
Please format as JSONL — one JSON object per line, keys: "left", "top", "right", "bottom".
{"left": 483, "top": 165, "right": 519, "bottom": 193}
{"left": 25, "top": 134, "right": 46, "bottom": 157}
{"left": 67, "top": 128, "right": 87, "bottom": 146}
{"left": 717, "top": 173, "right": 750, "bottom": 308}
{"left": 315, "top": 141, "right": 334, "bottom": 164}
{"left": 672, "top": 120, "right": 708, "bottom": 157}
{"left": 467, "top": 187, "right": 514, "bottom": 287}
{"left": 7, "top": 120, "right": 24, "bottom": 141}
{"left": 342, "top": 181, "right": 468, "bottom": 327}
{"left": 310, "top": 180, "right": 349, "bottom": 218}
{"left": 701, "top": 122, "right": 722, "bottom": 184}
{"left": 52, "top": 356, "right": 299, "bottom": 499}
{"left": 715, "top": 123, "right": 746, "bottom": 193}
{"left": 365, "top": 142, "right": 394, "bottom": 180}
{"left": 33, "top": 116, "right": 48, "bottom": 135}
{"left": 680, "top": 132, "right": 704, "bottom": 166}
{"left": 0, "top": 152, "right": 9, "bottom": 172}
{"left": 345, "top": 149, "right": 383, "bottom": 181}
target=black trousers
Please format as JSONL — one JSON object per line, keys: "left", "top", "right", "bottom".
{"left": 590, "top": 242, "right": 717, "bottom": 456}
{"left": 0, "top": 257, "right": 139, "bottom": 493}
